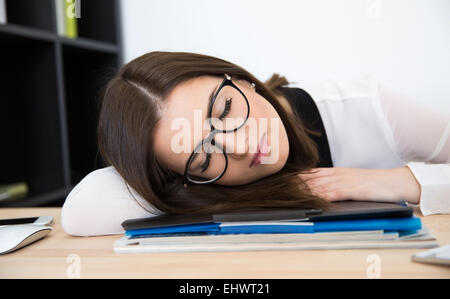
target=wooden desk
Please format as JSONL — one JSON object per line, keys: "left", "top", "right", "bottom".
{"left": 0, "top": 207, "right": 449, "bottom": 278}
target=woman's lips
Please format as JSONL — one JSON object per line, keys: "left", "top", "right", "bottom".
{"left": 250, "top": 133, "right": 271, "bottom": 168}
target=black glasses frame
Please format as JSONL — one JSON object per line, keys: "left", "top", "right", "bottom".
{"left": 182, "top": 73, "right": 251, "bottom": 186}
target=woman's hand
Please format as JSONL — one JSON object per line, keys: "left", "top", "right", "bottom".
{"left": 298, "top": 166, "right": 421, "bottom": 204}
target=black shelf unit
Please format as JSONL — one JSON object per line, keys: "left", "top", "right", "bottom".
{"left": 0, "top": 0, "right": 123, "bottom": 207}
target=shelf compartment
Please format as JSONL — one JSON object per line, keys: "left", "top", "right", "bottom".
{"left": 62, "top": 45, "right": 119, "bottom": 185}
{"left": 59, "top": 35, "right": 118, "bottom": 54}
{"left": 0, "top": 186, "right": 72, "bottom": 207}
{"left": 0, "top": 23, "right": 56, "bottom": 42}
{"left": 0, "top": 34, "right": 66, "bottom": 201}
{"left": 0, "top": 0, "right": 121, "bottom": 207}
{"left": 4, "top": 0, "right": 55, "bottom": 32}
{"left": 77, "top": 0, "right": 119, "bottom": 44}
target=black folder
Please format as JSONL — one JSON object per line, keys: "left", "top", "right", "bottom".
{"left": 122, "top": 201, "right": 414, "bottom": 231}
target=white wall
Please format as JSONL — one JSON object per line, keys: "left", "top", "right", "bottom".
{"left": 120, "top": 0, "right": 450, "bottom": 111}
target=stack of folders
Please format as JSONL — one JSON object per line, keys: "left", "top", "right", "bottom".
{"left": 114, "top": 201, "right": 438, "bottom": 254}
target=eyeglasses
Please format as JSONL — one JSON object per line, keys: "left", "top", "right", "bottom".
{"left": 183, "top": 73, "right": 251, "bottom": 186}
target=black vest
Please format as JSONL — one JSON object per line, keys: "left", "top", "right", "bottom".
{"left": 279, "top": 87, "right": 333, "bottom": 167}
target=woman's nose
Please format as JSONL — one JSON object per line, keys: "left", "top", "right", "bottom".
{"left": 213, "top": 132, "right": 248, "bottom": 159}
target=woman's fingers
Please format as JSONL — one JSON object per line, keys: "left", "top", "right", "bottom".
{"left": 298, "top": 168, "right": 362, "bottom": 202}
{"left": 298, "top": 167, "right": 414, "bottom": 204}
{"left": 310, "top": 181, "right": 344, "bottom": 193}
{"left": 306, "top": 176, "right": 341, "bottom": 189}
{"left": 320, "top": 188, "right": 358, "bottom": 202}
{"left": 298, "top": 167, "right": 336, "bottom": 181}
{"left": 310, "top": 181, "right": 359, "bottom": 198}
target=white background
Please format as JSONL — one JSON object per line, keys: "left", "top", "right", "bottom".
{"left": 119, "top": 0, "right": 450, "bottom": 111}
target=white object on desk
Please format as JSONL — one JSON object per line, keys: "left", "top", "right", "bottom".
{"left": 412, "top": 244, "right": 450, "bottom": 266}
{"left": 0, "top": 224, "right": 52, "bottom": 255}
{"left": 0, "top": 216, "right": 53, "bottom": 228}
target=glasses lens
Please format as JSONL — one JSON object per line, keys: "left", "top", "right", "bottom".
{"left": 186, "top": 143, "right": 226, "bottom": 183}
{"left": 210, "top": 85, "right": 249, "bottom": 131}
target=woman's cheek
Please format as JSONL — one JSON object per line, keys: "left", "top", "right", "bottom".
{"left": 216, "top": 164, "right": 253, "bottom": 185}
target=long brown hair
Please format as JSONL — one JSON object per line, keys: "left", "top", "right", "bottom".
{"left": 97, "top": 51, "right": 330, "bottom": 215}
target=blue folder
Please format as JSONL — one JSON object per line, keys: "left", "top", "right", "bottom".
{"left": 219, "top": 224, "right": 314, "bottom": 234}
{"left": 125, "top": 217, "right": 421, "bottom": 236}
{"left": 313, "top": 217, "right": 421, "bottom": 232}
{"left": 125, "top": 223, "right": 221, "bottom": 235}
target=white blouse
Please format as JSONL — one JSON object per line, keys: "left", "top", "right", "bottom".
{"left": 61, "top": 75, "right": 450, "bottom": 236}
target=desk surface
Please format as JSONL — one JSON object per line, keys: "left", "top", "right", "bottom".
{"left": 0, "top": 207, "right": 449, "bottom": 278}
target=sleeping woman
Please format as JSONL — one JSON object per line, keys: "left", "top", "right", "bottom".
{"left": 61, "top": 51, "right": 450, "bottom": 236}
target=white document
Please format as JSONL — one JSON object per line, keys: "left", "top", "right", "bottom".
{"left": 114, "top": 227, "right": 438, "bottom": 254}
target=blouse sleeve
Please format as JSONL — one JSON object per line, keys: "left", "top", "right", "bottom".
{"left": 376, "top": 83, "right": 450, "bottom": 215}
{"left": 61, "top": 166, "right": 159, "bottom": 236}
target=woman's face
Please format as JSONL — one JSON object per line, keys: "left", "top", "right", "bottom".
{"left": 153, "top": 75, "right": 290, "bottom": 185}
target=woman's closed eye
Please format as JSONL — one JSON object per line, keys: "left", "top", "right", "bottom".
{"left": 199, "top": 98, "right": 232, "bottom": 173}
{"left": 218, "top": 98, "right": 232, "bottom": 120}
{"left": 200, "top": 153, "right": 211, "bottom": 173}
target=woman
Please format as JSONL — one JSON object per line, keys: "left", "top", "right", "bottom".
{"left": 61, "top": 51, "right": 450, "bottom": 236}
